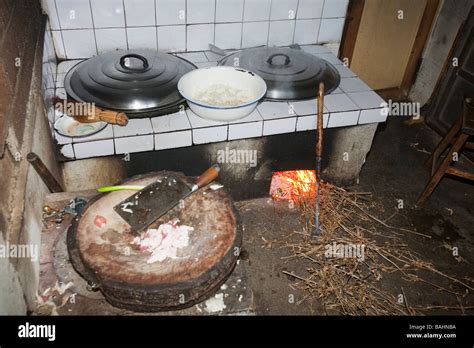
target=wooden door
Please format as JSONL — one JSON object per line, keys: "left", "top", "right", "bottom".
{"left": 340, "top": 0, "right": 440, "bottom": 100}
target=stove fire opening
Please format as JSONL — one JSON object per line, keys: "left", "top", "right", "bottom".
{"left": 269, "top": 170, "right": 321, "bottom": 205}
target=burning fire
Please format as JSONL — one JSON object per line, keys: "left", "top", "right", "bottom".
{"left": 270, "top": 170, "right": 317, "bottom": 203}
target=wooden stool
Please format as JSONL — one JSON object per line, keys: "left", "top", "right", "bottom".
{"left": 417, "top": 97, "right": 474, "bottom": 204}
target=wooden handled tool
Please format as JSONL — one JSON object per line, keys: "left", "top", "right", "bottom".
{"left": 53, "top": 97, "right": 128, "bottom": 126}
{"left": 98, "top": 165, "right": 221, "bottom": 193}
{"left": 193, "top": 164, "right": 221, "bottom": 191}
{"left": 311, "top": 82, "right": 325, "bottom": 240}
{"left": 111, "top": 164, "right": 222, "bottom": 234}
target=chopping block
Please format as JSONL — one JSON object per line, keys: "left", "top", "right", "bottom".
{"left": 67, "top": 171, "right": 242, "bottom": 312}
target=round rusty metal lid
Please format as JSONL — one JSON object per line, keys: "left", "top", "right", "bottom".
{"left": 67, "top": 172, "right": 241, "bottom": 312}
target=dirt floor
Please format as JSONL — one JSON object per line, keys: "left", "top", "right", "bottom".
{"left": 237, "top": 116, "right": 474, "bottom": 315}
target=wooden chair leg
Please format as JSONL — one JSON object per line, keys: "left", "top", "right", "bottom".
{"left": 425, "top": 117, "right": 462, "bottom": 171}
{"left": 417, "top": 132, "right": 469, "bottom": 205}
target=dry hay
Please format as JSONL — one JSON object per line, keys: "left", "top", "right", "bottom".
{"left": 282, "top": 182, "right": 474, "bottom": 315}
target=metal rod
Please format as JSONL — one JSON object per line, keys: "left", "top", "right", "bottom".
{"left": 312, "top": 82, "right": 325, "bottom": 238}
{"left": 27, "top": 152, "right": 64, "bottom": 193}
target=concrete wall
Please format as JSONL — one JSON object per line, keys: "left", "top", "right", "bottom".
{"left": 0, "top": 1, "right": 63, "bottom": 314}
{"left": 409, "top": 0, "right": 474, "bottom": 105}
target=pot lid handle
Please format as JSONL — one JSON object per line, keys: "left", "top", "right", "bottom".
{"left": 119, "top": 53, "right": 150, "bottom": 72}
{"left": 266, "top": 53, "right": 291, "bottom": 66}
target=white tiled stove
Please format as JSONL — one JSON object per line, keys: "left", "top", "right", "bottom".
{"left": 52, "top": 45, "right": 387, "bottom": 160}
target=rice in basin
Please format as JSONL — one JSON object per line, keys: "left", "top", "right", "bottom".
{"left": 193, "top": 83, "right": 252, "bottom": 106}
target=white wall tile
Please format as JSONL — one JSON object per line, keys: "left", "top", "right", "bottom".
{"left": 74, "top": 139, "right": 115, "bottom": 158}
{"left": 242, "top": 21, "right": 269, "bottom": 48}
{"left": 62, "top": 29, "right": 97, "bottom": 59}
{"left": 204, "top": 50, "right": 225, "bottom": 62}
{"left": 55, "top": 130, "right": 74, "bottom": 146}
{"left": 43, "top": 71, "right": 55, "bottom": 91}
{"left": 228, "top": 109, "right": 263, "bottom": 124}
{"left": 322, "top": 0, "right": 349, "bottom": 18}
{"left": 268, "top": 20, "right": 295, "bottom": 46}
{"left": 294, "top": 19, "right": 320, "bottom": 45}
{"left": 347, "top": 91, "right": 385, "bottom": 109}
{"left": 55, "top": 73, "right": 65, "bottom": 88}
{"left": 193, "top": 126, "right": 228, "bottom": 144}
{"left": 289, "top": 98, "right": 328, "bottom": 116}
{"left": 316, "top": 52, "right": 343, "bottom": 65}
{"left": 331, "top": 87, "right": 344, "bottom": 94}
{"left": 186, "top": 24, "right": 215, "bottom": 51}
{"left": 196, "top": 61, "right": 218, "bottom": 68}
{"left": 215, "top": 23, "right": 242, "bottom": 50}
{"left": 113, "top": 118, "right": 153, "bottom": 137}
{"left": 41, "top": 0, "right": 61, "bottom": 30}
{"left": 270, "top": 0, "right": 298, "bottom": 20}
{"left": 51, "top": 31, "right": 66, "bottom": 59}
{"left": 296, "top": 113, "right": 329, "bottom": 131}
{"left": 335, "top": 64, "right": 356, "bottom": 78}
{"left": 359, "top": 108, "right": 387, "bottom": 124}
{"left": 57, "top": 60, "right": 82, "bottom": 74}
{"left": 127, "top": 27, "right": 157, "bottom": 49}
{"left": 91, "top": 0, "right": 125, "bottom": 28}
{"left": 228, "top": 122, "right": 263, "bottom": 140}
{"left": 44, "top": 28, "right": 57, "bottom": 62}
{"left": 73, "top": 124, "right": 114, "bottom": 143}
{"left": 95, "top": 28, "right": 127, "bottom": 53}
{"left": 301, "top": 44, "right": 330, "bottom": 55}
{"left": 324, "top": 93, "right": 359, "bottom": 113}
{"left": 297, "top": 0, "right": 324, "bottom": 19}
{"left": 157, "top": 25, "right": 186, "bottom": 52}
{"left": 124, "top": 0, "right": 156, "bottom": 26}
{"left": 339, "top": 77, "right": 372, "bottom": 93}
{"left": 187, "top": 0, "right": 216, "bottom": 24}
{"left": 263, "top": 117, "right": 296, "bottom": 135}
{"left": 186, "top": 109, "right": 227, "bottom": 128}
{"left": 257, "top": 101, "right": 292, "bottom": 119}
{"left": 151, "top": 112, "right": 191, "bottom": 133}
{"left": 327, "top": 110, "right": 360, "bottom": 128}
{"left": 177, "top": 51, "right": 208, "bottom": 63}
{"left": 156, "top": 0, "right": 186, "bottom": 25}
{"left": 55, "top": 87, "right": 67, "bottom": 100}
{"left": 43, "top": 61, "right": 55, "bottom": 87}
{"left": 56, "top": 0, "right": 93, "bottom": 29}
{"left": 325, "top": 42, "right": 341, "bottom": 56}
{"left": 115, "top": 135, "right": 154, "bottom": 154}
{"left": 318, "top": 18, "right": 345, "bottom": 43}
{"left": 155, "top": 130, "right": 192, "bottom": 150}
{"left": 60, "top": 144, "right": 75, "bottom": 159}
{"left": 243, "top": 0, "right": 271, "bottom": 22}
{"left": 216, "top": 0, "right": 244, "bottom": 23}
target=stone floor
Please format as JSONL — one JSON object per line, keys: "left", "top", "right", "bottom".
{"left": 37, "top": 191, "right": 254, "bottom": 316}
{"left": 239, "top": 116, "right": 474, "bottom": 315}
{"left": 36, "top": 116, "right": 474, "bottom": 315}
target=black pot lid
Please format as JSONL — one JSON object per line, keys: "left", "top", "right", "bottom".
{"left": 218, "top": 47, "right": 340, "bottom": 100}
{"left": 65, "top": 50, "right": 196, "bottom": 113}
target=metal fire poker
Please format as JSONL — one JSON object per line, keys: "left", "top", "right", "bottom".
{"left": 311, "top": 82, "right": 325, "bottom": 239}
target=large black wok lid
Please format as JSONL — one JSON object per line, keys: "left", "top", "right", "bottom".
{"left": 218, "top": 47, "right": 340, "bottom": 100}
{"left": 65, "top": 50, "right": 196, "bottom": 116}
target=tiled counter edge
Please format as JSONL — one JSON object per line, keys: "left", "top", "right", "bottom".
{"left": 51, "top": 45, "right": 387, "bottom": 160}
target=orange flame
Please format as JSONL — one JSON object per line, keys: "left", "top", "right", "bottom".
{"left": 269, "top": 170, "right": 317, "bottom": 202}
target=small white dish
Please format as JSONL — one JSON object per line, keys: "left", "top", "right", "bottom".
{"left": 54, "top": 115, "right": 107, "bottom": 138}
